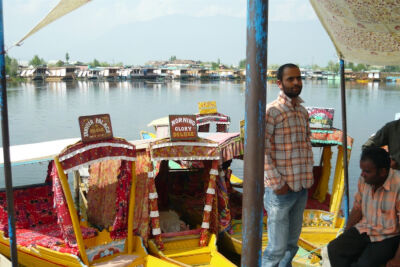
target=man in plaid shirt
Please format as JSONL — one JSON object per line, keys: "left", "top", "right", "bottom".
{"left": 262, "top": 63, "right": 314, "bottom": 267}
{"left": 328, "top": 147, "right": 400, "bottom": 267}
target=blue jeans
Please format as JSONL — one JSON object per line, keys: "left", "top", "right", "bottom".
{"left": 262, "top": 187, "right": 307, "bottom": 267}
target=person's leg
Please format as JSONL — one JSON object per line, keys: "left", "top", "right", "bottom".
{"left": 327, "top": 227, "right": 370, "bottom": 267}
{"left": 352, "top": 235, "right": 400, "bottom": 267}
{"left": 279, "top": 189, "right": 308, "bottom": 267}
{"left": 262, "top": 187, "right": 297, "bottom": 267}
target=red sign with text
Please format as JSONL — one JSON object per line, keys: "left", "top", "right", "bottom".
{"left": 169, "top": 115, "right": 198, "bottom": 141}
{"left": 79, "top": 114, "right": 113, "bottom": 143}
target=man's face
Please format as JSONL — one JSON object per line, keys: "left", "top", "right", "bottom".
{"left": 360, "top": 159, "right": 387, "bottom": 186}
{"left": 277, "top": 67, "right": 303, "bottom": 98}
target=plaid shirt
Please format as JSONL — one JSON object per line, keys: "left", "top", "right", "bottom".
{"left": 264, "top": 92, "right": 314, "bottom": 191}
{"left": 354, "top": 169, "right": 400, "bottom": 242}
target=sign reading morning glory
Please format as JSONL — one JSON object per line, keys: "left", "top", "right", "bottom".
{"left": 169, "top": 115, "right": 198, "bottom": 141}
{"left": 306, "top": 107, "right": 334, "bottom": 129}
{"left": 79, "top": 114, "right": 113, "bottom": 143}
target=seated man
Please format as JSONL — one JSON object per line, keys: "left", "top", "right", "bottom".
{"left": 327, "top": 147, "right": 400, "bottom": 267}
{"left": 363, "top": 118, "right": 400, "bottom": 170}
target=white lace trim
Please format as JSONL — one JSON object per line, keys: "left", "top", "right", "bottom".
{"left": 152, "top": 228, "right": 161, "bottom": 235}
{"left": 201, "top": 222, "right": 210, "bottom": 229}
{"left": 206, "top": 188, "right": 215, "bottom": 195}
{"left": 204, "top": 205, "right": 212, "bottom": 212}
{"left": 149, "top": 192, "right": 158, "bottom": 200}
{"left": 209, "top": 169, "right": 218, "bottom": 176}
{"left": 152, "top": 156, "right": 220, "bottom": 161}
{"left": 150, "top": 211, "right": 159, "bottom": 218}
{"left": 59, "top": 142, "right": 134, "bottom": 161}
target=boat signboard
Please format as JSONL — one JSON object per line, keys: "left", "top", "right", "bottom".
{"left": 198, "top": 101, "right": 217, "bottom": 114}
{"left": 306, "top": 107, "right": 334, "bottom": 129}
{"left": 169, "top": 114, "right": 198, "bottom": 141}
{"left": 79, "top": 114, "right": 113, "bottom": 143}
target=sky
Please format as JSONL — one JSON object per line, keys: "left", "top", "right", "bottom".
{"left": 3, "top": 0, "right": 338, "bottom": 67}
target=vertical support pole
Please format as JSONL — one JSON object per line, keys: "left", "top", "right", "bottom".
{"left": 242, "top": 0, "right": 268, "bottom": 266}
{"left": 73, "top": 170, "right": 80, "bottom": 213}
{"left": 0, "top": 1, "right": 18, "bottom": 265}
{"left": 127, "top": 161, "right": 137, "bottom": 253}
{"left": 340, "top": 59, "right": 350, "bottom": 220}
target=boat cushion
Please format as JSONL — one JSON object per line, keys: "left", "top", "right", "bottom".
{"left": 15, "top": 223, "right": 96, "bottom": 255}
{"left": 0, "top": 183, "right": 97, "bottom": 255}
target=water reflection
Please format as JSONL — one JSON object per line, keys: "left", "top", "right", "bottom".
{"left": 2, "top": 79, "right": 400, "bottom": 199}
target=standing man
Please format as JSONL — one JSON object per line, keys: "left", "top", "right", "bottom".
{"left": 263, "top": 63, "right": 314, "bottom": 266}
{"left": 362, "top": 118, "right": 400, "bottom": 170}
{"left": 327, "top": 147, "right": 400, "bottom": 267}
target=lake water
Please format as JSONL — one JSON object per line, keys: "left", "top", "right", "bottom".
{"left": 1, "top": 79, "right": 399, "bottom": 204}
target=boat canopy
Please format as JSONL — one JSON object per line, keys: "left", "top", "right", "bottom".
{"left": 310, "top": 0, "right": 400, "bottom": 65}
{"left": 310, "top": 128, "right": 354, "bottom": 150}
{"left": 57, "top": 137, "right": 136, "bottom": 174}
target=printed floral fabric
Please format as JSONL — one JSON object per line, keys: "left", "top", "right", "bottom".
{"left": 203, "top": 133, "right": 244, "bottom": 162}
{"left": 87, "top": 160, "right": 121, "bottom": 230}
{"left": 310, "top": 0, "right": 400, "bottom": 65}
{"left": 51, "top": 162, "right": 97, "bottom": 247}
{"left": 0, "top": 161, "right": 96, "bottom": 256}
{"left": 133, "top": 149, "right": 151, "bottom": 244}
{"left": 58, "top": 138, "right": 135, "bottom": 173}
{"left": 111, "top": 160, "right": 133, "bottom": 239}
{"left": 217, "top": 169, "right": 232, "bottom": 233}
{"left": 150, "top": 138, "right": 219, "bottom": 161}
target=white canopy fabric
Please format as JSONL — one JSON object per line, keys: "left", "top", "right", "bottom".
{"left": 310, "top": 0, "right": 400, "bottom": 66}
{"left": 14, "top": 0, "right": 91, "bottom": 47}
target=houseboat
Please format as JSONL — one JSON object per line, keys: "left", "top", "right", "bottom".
{"left": 46, "top": 66, "right": 77, "bottom": 81}
{"left": 19, "top": 66, "right": 47, "bottom": 81}
{"left": 99, "top": 67, "right": 120, "bottom": 81}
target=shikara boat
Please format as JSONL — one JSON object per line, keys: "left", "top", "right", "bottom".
{"left": 0, "top": 137, "right": 176, "bottom": 266}
{"left": 131, "top": 136, "right": 236, "bottom": 266}
{"left": 218, "top": 128, "right": 353, "bottom": 265}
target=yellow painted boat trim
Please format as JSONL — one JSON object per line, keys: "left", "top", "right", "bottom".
{"left": 148, "top": 234, "right": 235, "bottom": 266}
{"left": 229, "top": 173, "right": 242, "bottom": 185}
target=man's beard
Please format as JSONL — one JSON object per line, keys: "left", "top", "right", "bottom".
{"left": 283, "top": 85, "right": 302, "bottom": 98}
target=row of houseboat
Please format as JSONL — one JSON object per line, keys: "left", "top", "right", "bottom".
{"left": 19, "top": 65, "right": 400, "bottom": 83}
{"left": 19, "top": 65, "right": 246, "bottom": 82}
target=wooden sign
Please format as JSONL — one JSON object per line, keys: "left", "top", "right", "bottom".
{"left": 169, "top": 115, "right": 198, "bottom": 141}
{"left": 306, "top": 107, "right": 334, "bottom": 129}
{"left": 240, "top": 120, "right": 245, "bottom": 139}
{"left": 79, "top": 114, "right": 113, "bottom": 143}
{"left": 198, "top": 101, "right": 217, "bottom": 115}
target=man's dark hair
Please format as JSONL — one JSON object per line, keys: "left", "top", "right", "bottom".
{"left": 361, "top": 146, "right": 390, "bottom": 170}
{"left": 276, "top": 63, "right": 299, "bottom": 81}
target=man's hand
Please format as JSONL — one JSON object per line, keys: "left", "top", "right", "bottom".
{"left": 386, "top": 257, "right": 400, "bottom": 267}
{"left": 274, "top": 183, "right": 289, "bottom": 195}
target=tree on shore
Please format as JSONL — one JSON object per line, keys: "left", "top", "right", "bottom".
{"left": 65, "top": 52, "right": 70, "bottom": 63}
{"left": 56, "top": 60, "right": 64, "bottom": 67}
{"left": 29, "top": 55, "right": 46, "bottom": 66}
{"left": 90, "top": 59, "right": 100, "bottom": 67}
{"left": 239, "top": 59, "right": 246, "bottom": 69}
{"left": 5, "top": 55, "right": 18, "bottom": 77}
